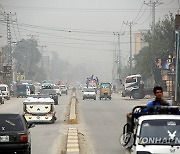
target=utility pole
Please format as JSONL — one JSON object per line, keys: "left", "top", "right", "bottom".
{"left": 144, "top": 0, "right": 163, "bottom": 36}
{"left": 175, "top": 14, "right": 180, "bottom": 105}
{"left": 123, "top": 21, "right": 136, "bottom": 75}
{"left": 4, "top": 12, "right": 16, "bottom": 85}
{"left": 113, "top": 32, "right": 124, "bottom": 82}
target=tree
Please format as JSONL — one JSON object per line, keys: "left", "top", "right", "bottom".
{"left": 133, "top": 13, "right": 175, "bottom": 80}
{"left": 13, "top": 38, "right": 41, "bottom": 80}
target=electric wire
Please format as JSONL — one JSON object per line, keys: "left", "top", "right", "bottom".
{"left": 134, "top": 5, "right": 149, "bottom": 23}
{"left": 10, "top": 17, "right": 19, "bottom": 42}
{"left": 15, "top": 13, "right": 21, "bottom": 40}
{"left": 2, "top": 5, "right": 178, "bottom": 12}
{"left": 133, "top": 3, "right": 144, "bottom": 23}
{"left": 138, "top": 9, "right": 152, "bottom": 25}
{"left": 163, "top": 0, "right": 175, "bottom": 5}
{"left": 0, "top": 4, "right": 6, "bottom": 13}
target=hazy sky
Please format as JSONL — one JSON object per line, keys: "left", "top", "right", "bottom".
{"left": 0, "top": 0, "right": 179, "bottom": 81}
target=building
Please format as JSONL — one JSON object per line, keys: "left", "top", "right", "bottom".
{"left": 134, "top": 29, "right": 148, "bottom": 55}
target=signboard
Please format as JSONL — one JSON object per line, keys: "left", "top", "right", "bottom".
{"left": 3, "top": 66, "right": 11, "bottom": 73}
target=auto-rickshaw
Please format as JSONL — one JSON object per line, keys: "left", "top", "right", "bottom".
{"left": 99, "top": 83, "right": 112, "bottom": 100}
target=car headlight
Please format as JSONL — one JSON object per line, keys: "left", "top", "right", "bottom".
{"left": 137, "top": 152, "right": 152, "bottom": 154}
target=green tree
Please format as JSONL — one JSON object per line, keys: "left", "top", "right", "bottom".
{"left": 133, "top": 13, "right": 175, "bottom": 79}
{"left": 13, "top": 38, "right": 41, "bottom": 80}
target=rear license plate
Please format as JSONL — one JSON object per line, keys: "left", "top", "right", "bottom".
{"left": 0, "top": 136, "right": 9, "bottom": 142}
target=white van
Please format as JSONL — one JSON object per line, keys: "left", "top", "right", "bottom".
{"left": 0, "top": 84, "right": 10, "bottom": 100}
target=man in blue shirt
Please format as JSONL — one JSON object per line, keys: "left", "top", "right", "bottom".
{"left": 146, "top": 86, "right": 171, "bottom": 107}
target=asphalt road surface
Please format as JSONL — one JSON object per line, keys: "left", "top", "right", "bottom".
{"left": 0, "top": 91, "right": 153, "bottom": 154}
{"left": 77, "top": 90, "right": 151, "bottom": 154}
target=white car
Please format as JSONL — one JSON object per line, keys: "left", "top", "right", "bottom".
{"left": 53, "top": 85, "right": 61, "bottom": 96}
{"left": 60, "top": 85, "right": 68, "bottom": 95}
{"left": 0, "top": 90, "right": 4, "bottom": 104}
{"left": 0, "top": 84, "right": 10, "bottom": 100}
{"left": 83, "top": 88, "right": 96, "bottom": 100}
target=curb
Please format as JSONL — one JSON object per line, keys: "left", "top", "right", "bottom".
{"left": 66, "top": 127, "right": 80, "bottom": 154}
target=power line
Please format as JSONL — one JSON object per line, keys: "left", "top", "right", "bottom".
{"left": 15, "top": 13, "right": 21, "bottom": 40}
{"left": 2, "top": 5, "right": 178, "bottom": 12}
{"left": 0, "top": 4, "right": 6, "bottom": 13}
{"left": 134, "top": 5, "right": 149, "bottom": 23}
{"left": 10, "top": 16, "right": 18, "bottom": 42}
{"left": 163, "top": 0, "right": 175, "bottom": 5}
{"left": 133, "top": 3, "right": 144, "bottom": 22}
{"left": 138, "top": 9, "right": 152, "bottom": 25}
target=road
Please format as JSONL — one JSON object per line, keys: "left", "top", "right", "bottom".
{"left": 0, "top": 94, "right": 70, "bottom": 154}
{"left": 0, "top": 91, "right": 152, "bottom": 154}
{"left": 77, "top": 90, "right": 150, "bottom": 154}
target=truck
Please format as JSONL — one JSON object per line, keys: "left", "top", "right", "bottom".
{"left": 122, "top": 106, "right": 180, "bottom": 154}
{"left": 121, "top": 74, "right": 152, "bottom": 99}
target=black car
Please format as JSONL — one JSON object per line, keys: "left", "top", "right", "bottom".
{"left": 39, "top": 89, "right": 58, "bottom": 105}
{"left": 0, "top": 114, "right": 34, "bottom": 154}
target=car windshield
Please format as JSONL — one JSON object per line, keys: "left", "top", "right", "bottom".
{"left": 125, "top": 77, "right": 137, "bottom": 83}
{"left": 84, "top": 88, "right": 95, "bottom": 92}
{"left": 40, "top": 89, "right": 56, "bottom": 95}
{"left": 139, "top": 119, "right": 180, "bottom": 145}
{"left": 29, "top": 94, "right": 50, "bottom": 98}
{"left": 17, "top": 85, "right": 26, "bottom": 91}
{"left": 0, "top": 87, "right": 6, "bottom": 91}
{"left": 100, "top": 83, "right": 111, "bottom": 88}
{"left": 0, "top": 114, "right": 24, "bottom": 132}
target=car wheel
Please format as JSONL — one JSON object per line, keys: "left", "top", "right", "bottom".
{"left": 94, "top": 98, "right": 96, "bottom": 100}
{"left": 132, "top": 90, "right": 141, "bottom": 99}
{"left": 7, "top": 97, "right": 10, "bottom": 100}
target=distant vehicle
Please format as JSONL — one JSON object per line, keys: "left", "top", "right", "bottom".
{"left": 0, "top": 84, "right": 10, "bottom": 100}
{"left": 83, "top": 88, "right": 96, "bottom": 100}
{"left": 41, "top": 82, "right": 53, "bottom": 89}
{"left": 0, "top": 113, "right": 34, "bottom": 154}
{"left": 23, "top": 97, "right": 56, "bottom": 124}
{"left": 121, "top": 74, "right": 145, "bottom": 99}
{"left": 0, "top": 90, "right": 4, "bottom": 104}
{"left": 60, "top": 85, "right": 68, "bottom": 95}
{"left": 16, "top": 84, "right": 31, "bottom": 98}
{"left": 99, "top": 83, "right": 112, "bottom": 100}
{"left": 53, "top": 85, "right": 61, "bottom": 96}
{"left": 39, "top": 89, "right": 58, "bottom": 105}
{"left": 122, "top": 106, "right": 180, "bottom": 154}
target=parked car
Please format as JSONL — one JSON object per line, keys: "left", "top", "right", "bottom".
{"left": 83, "top": 88, "right": 96, "bottom": 100}
{"left": 0, "top": 90, "right": 4, "bottom": 104}
{"left": 0, "top": 84, "right": 10, "bottom": 100}
{"left": 60, "top": 85, "right": 68, "bottom": 95}
{"left": 0, "top": 113, "right": 34, "bottom": 154}
{"left": 39, "top": 89, "right": 58, "bottom": 105}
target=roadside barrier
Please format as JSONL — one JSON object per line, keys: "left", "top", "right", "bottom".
{"left": 66, "top": 127, "right": 80, "bottom": 154}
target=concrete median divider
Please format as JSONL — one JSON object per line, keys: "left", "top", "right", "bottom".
{"left": 66, "top": 127, "right": 80, "bottom": 154}
{"left": 69, "top": 91, "right": 78, "bottom": 124}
